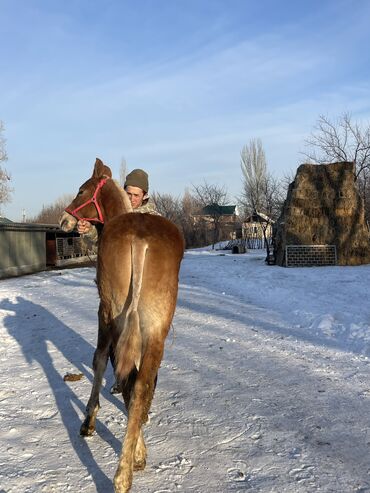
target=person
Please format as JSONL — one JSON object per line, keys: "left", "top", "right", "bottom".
{"left": 76, "top": 168, "right": 159, "bottom": 394}
{"left": 77, "top": 168, "right": 159, "bottom": 236}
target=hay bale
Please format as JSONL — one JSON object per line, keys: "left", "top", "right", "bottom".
{"left": 274, "top": 162, "right": 370, "bottom": 266}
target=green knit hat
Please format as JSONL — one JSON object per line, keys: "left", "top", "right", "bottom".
{"left": 124, "top": 169, "right": 149, "bottom": 193}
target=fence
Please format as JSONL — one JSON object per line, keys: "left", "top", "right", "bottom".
{"left": 245, "top": 237, "right": 272, "bottom": 249}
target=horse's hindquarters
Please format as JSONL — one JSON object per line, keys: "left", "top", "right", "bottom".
{"left": 97, "top": 242, "right": 132, "bottom": 322}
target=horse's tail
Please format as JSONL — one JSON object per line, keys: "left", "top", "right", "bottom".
{"left": 115, "top": 240, "right": 147, "bottom": 379}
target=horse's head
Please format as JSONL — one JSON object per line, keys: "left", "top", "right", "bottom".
{"left": 60, "top": 158, "right": 112, "bottom": 232}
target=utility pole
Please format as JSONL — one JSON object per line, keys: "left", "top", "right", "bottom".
{"left": 120, "top": 157, "right": 127, "bottom": 187}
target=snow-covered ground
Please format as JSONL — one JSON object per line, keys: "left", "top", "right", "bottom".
{"left": 1, "top": 249, "right": 370, "bottom": 492}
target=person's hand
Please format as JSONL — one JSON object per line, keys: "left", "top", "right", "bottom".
{"left": 77, "top": 220, "right": 92, "bottom": 235}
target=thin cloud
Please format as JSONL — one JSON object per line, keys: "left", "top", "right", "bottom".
{"left": 2, "top": 1, "right": 370, "bottom": 219}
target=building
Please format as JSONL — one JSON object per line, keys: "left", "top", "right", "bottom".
{"left": 242, "top": 211, "right": 273, "bottom": 249}
{"left": 193, "top": 203, "right": 242, "bottom": 241}
{"left": 0, "top": 219, "right": 95, "bottom": 279}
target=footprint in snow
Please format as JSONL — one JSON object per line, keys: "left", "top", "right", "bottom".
{"left": 288, "top": 464, "right": 314, "bottom": 483}
{"left": 227, "top": 461, "right": 252, "bottom": 487}
{"left": 228, "top": 468, "right": 250, "bottom": 482}
{"left": 25, "top": 408, "right": 59, "bottom": 421}
{"left": 153, "top": 454, "right": 193, "bottom": 489}
{"left": 154, "top": 453, "right": 192, "bottom": 475}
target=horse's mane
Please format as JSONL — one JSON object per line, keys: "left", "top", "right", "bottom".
{"left": 111, "top": 179, "right": 133, "bottom": 214}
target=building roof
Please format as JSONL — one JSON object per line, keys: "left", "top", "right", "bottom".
{"left": 200, "top": 204, "right": 238, "bottom": 216}
{"left": 244, "top": 211, "right": 274, "bottom": 224}
{"left": 0, "top": 221, "right": 62, "bottom": 232}
{"left": 0, "top": 216, "right": 13, "bottom": 224}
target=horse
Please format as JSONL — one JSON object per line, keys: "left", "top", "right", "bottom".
{"left": 60, "top": 158, "right": 184, "bottom": 493}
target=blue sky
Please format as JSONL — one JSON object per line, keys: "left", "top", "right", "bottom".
{"left": 1, "top": 0, "right": 370, "bottom": 220}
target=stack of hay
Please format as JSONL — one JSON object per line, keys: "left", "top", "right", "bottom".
{"left": 274, "top": 161, "right": 370, "bottom": 266}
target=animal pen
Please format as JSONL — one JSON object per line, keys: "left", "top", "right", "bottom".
{"left": 0, "top": 221, "right": 94, "bottom": 279}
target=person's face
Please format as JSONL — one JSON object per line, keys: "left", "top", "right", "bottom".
{"left": 125, "top": 185, "right": 145, "bottom": 209}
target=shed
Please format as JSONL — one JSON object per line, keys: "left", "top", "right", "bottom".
{"left": 242, "top": 211, "right": 274, "bottom": 249}
{"left": 0, "top": 221, "right": 94, "bottom": 279}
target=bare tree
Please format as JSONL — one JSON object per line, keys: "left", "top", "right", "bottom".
{"left": 280, "top": 169, "right": 296, "bottom": 193}
{"left": 240, "top": 138, "right": 283, "bottom": 258}
{"left": 179, "top": 190, "right": 205, "bottom": 249}
{"left": 151, "top": 192, "right": 182, "bottom": 223}
{"left": 303, "top": 113, "right": 370, "bottom": 220}
{"left": 241, "top": 139, "right": 285, "bottom": 217}
{"left": 303, "top": 113, "right": 370, "bottom": 179}
{"left": 28, "top": 194, "right": 75, "bottom": 224}
{"left": 0, "top": 121, "right": 12, "bottom": 209}
{"left": 192, "top": 181, "right": 229, "bottom": 249}
{"left": 152, "top": 190, "right": 207, "bottom": 249}
{"left": 240, "top": 138, "right": 267, "bottom": 214}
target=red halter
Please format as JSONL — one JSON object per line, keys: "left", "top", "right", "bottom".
{"left": 65, "top": 178, "right": 108, "bottom": 224}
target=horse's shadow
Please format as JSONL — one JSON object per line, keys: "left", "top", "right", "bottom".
{"left": 1, "top": 295, "right": 123, "bottom": 493}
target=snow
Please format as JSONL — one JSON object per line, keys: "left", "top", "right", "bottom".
{"left": 1, "top": 249, "right": 370, "bottom": 492}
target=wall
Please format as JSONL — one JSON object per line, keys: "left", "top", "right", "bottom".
{"left": 285, "top": 245, "right": 337, "bottom": 267}
{"left": 0, "top": 229, "right": 46, "bottom": 278}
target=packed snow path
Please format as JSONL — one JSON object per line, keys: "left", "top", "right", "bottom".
{"left": 1, "top": 250, "right": 370, "bottom": 492}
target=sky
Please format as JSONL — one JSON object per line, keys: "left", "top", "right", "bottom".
{"left": 1, "top": 0, "right": 370, "bottom": 221}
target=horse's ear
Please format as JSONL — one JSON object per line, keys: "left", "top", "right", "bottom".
{"left": 93, "top": 158, "right": 112, "bottom": 179}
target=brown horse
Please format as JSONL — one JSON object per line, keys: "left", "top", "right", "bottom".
{"left": 60, "top": 158, "right": 184, "bottom": 493}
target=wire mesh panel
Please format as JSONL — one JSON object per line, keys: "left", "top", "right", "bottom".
{"left": 56, "top": 237, "right": 87, "bottom": 259}
{"left": 286, "top": 245, "right": 337, "bottom": 267}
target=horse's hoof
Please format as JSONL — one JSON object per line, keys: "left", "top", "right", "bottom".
{"left": 113, "top": 466, "right": 132, "bottom": 493}
{"left": 80, "top": 404, "right": 100, "bottom": 436}
{"left": 113, "top": 474, "right": 132, "bottom": 493}
{"left": 110, "top": 380, "right": 122, "bottom": 394}
{"left": 80, "top": 418, "right": 95, "bottom": 436}
{"left": 133, "top": 458, "right": 146, "bottom": 471}
{"left": 114, "top": 485, "right": 131, "bottom": 493}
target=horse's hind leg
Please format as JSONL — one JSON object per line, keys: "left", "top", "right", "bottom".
{"left": 133, "top": 372, "right": 158, "bottom": 470}
{"left": 114, "top": 345, "right": 163, "bottom": 493}
{"left": 120, "top": 369, "right": 147, "bottom": 471}
{"left": 80, "top": 307, "right": 111, "bottom": 436}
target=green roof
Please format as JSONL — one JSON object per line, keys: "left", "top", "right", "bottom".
{"left": 201, "top": 204, "right": 237, "bottom": 216}
{"left": 244, "top": 211, "right": 273, "bottom": 223}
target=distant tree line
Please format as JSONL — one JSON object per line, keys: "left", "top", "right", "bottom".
{"left": 4, "top": 111, "right": 370, "bottom": 250}
{"left": 0, "top": 121, "right": 12, "bottom": 210}
{"left": 27, "top": 194, "right": 75, "bottom": 224}
{"left": 152, "top": 183, "right": 231, "bottom": 249}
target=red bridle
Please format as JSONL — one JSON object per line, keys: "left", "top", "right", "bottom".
{"left": 65, "top": 178, "right": 108, "bottom": 224}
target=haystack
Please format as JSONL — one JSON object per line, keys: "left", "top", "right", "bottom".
{"left": 274, "top": 161, "right": 370, "bottom": 266}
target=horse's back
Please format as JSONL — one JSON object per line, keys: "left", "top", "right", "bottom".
{"left": 100, "top": 213, "right": 184, "bottom": 263}
{"left": 97, "top": 213, "right": 184, "bottom": 323}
